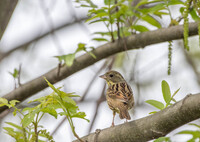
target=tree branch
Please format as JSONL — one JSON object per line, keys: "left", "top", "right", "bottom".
{"left": 73, "top": 93, "right": 200, "bottom": 142}
{"left": 0, "top": 22, "right": 198, "bottom": 114}
{"left": 0, "top": 0, "right": 18, "bottom": 40}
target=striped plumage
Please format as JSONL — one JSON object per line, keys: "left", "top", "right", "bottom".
{"left": 100, "top": 70, "right": 134, "bottom": 126}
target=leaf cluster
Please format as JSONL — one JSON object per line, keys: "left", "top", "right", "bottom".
{"left": 146, "top": 80, "right": 180, "bottom": 114}
{"left": 2, "top": 78, "right": 89, "bottom": 142}
{"left": 177, "top": 123, "right": 200, "bottom": 142}
{"left": 55, "top": 43, "right": 96, "bottom": 67}
{"left": 76, "top": 0, "right": 186, "bottom": 42}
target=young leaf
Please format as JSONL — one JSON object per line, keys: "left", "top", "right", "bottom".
{"left": 154, "top": 136, "right": 171, "bottom": 142}
{"left": 177, "top": 130, "right": 200, "bottom": 138}
{"left": 104, "top": 0, "right": 115, "bottom": 5}
{"left": 132, "top": 25, "right": 149, "bottom": 32}
{"left": 76, "top": 43, "right": 86, "bottom": 53}
{"left": 189, "top": 123, "right": 200, "bottom": 129}
{"left": 5, "top": 122, "right": 23, "bottom": 130}
{"left": 0, "top": 97, "right": 8, "bottom": 107}
{"left": 9, "top": 100, "right": 20, "bottom": 107}
{"left": 64, "top": 53, "right": 76, "bottom": 67}
{"left": 44, "top": 77, "right": 60, "bottom": 95}
{"left": 71, "top": 112, "right": 90, "bottom": 122}
{"left": 189, "top": 8, "right": 200, "bottom": 21}
{"left": 9, "top": 68, "right": 19, "bottom": 78}
{"left": 168, "top": 0, "right": 184, "bottom": 5}
{"left": 92, "top": 38, "right": 108, "bottom": 42}
{"left": 41, "top": 107, "right": 58, "bottom": 119}
{"left": 161, "top": 80, "right": 171, "bottom": 104}
{"left": 87, "top": 51, "right": 96, "bottom": 59}
{"left": 149, "top": 111, "right": 158, "bottom": 114}
{"left": 21, "top": 112, "right": 36, "bottom": 127}
{"left": 142, "top": 15, "right": 162, "bottom": 28}
{"left": 145, "top": 100, "right": 165, "bottom": 110}
{"left": 172, "top": 88, "right": 180, "bottom": 98}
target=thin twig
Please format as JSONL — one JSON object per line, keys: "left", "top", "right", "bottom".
{"left": 88, "top": 83, "right": 106, "bottom": 133}
{"left": 78, "top": 60, "right": 107, "bottom": 102}
{"left": 18, "top": 64, "right": 22, "bottom": 86}
{"left": 39, "top": 1, "right": 63, "bottom": 54}
{"left": 88, "top": 57, "right": 116, "bottom": 133}
{"left": 115, "top": 0, "right": 121, "bottom": 40}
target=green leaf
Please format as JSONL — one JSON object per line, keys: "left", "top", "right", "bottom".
{"left": 64, "top": 53, "right": 76, "bottom": 67}
{"left": 132, "top": 25, "right": 149, "bottom": 32}
{"left": 21, "top": 112, "right": 36, "bottom": 127}
{"left": 22, "top": 107, "right": 34, "bottom": 113}
{"left": 59, "top": 112, "right": 68, "bottom": 116}
{"left": 135, "top": 0, "right": 149, "bottom": 8}
{"left": 104, "top": 0, "right": 115, "bottom": 5}
{"left": 44, "top": 77, "right": 60, "bottom": 95}
{"left": 92, "top": 38, "right": 108, "bottom": 42}
{"left": 189, "top": 8, "right": 200, "bottom": 21}
{"left": 86, "top": 12, "right": 108, "bottom": 23}
{"left": 0, "top": 97, "right": 8, "bottom": 107}
{"left": 142, "top": 15, "right": 161, "bottom": 28}
{"left": 154, "top": 136, "right": 171, "bottom": 142}
{"left": 179, "top": 7, "right": 184, "bottom": 14}
{"left": 168, "top": 0, "right": 184, "bottom": 5}
{"left": 9, "top": 100, "right": 20, "bottom": 107}
{"left": 41, "top": 107, "right": 58, "bottom": 119}
{"left": 9, "top": 68, "right": 19, "bottom": 78}
{"left": 149, "top": 111, "right": 158, "bottom": 114}
{"left": 189, "top": 123, "right": 200, "bottom": 129}
{"left": 172, "top": 88, "right": 180, "bottom": 98}
{"left": 93, "top": 31, "right": 111, "bottom": 36}
{"left": 54, "top": 53, "right": 76, "bottom": 67}
{"left": 145, "top": 100, "right": 165, "bottom": 110}
{"left": 87, "top": 51, "right": 96, "bottom": 59}
{"left": 76, "top": 43, "right": 86, "bottom": 53}
{"left": 61, "top": 94, "right": 77, "bottom": 106}
{"left": 5, "top": 122, "right": 23, "bottom": 130}
{"left": 4, "top": 127, "right": 24, "bottom": 141}
{"left": 177, "top": 130, "right": 200, "bottom": 138}
{"left": 147, "top": 3, "right": 166, "bottom": 14}
{"left": 71, "top": 112, "right": 90, "bottom": 122}
{"left": 162, "top": 80, "right": 171, "bottom": 104}
{"left": 154, "top": 11, "right": 169, "bottom": 18}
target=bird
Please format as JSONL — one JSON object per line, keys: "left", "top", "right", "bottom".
{"left": 99, "top": 70, "right": 134, "bottom": 127}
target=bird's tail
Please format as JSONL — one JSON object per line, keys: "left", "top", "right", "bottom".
{"left": 119, "top": 108, "right": 131, "bottom": 120}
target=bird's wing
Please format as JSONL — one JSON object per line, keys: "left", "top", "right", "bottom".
{"left": 107, "top": 82, "right": 133, "bottom": 103}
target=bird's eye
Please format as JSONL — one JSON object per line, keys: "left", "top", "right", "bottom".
{"left": 109, "top": 74, "right": 113, "bottom": 77}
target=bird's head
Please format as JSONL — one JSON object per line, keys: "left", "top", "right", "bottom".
{"left": 99, "top": 70, "right": 125, "bottom": 85}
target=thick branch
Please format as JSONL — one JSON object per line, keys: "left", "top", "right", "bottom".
{"left": 0, "top": 22, "right": 198, "bottom": 114}
{"left": 73, "top": 93, "right": 200, "bottom": 142}
{"left": 0, "top": 0, "right": 18, "bottom": 40}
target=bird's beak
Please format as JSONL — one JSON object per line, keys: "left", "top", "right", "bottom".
{"left": 99, "top": 74, "right": 106, "bottom": 79}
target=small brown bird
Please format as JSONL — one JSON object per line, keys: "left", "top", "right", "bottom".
{"left": 100, "top": 70, "right": 134, "bottom": 127}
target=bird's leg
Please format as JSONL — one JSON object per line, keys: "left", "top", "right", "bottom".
{"left": 112, "top": 111, "right": 116, "bottom": 127}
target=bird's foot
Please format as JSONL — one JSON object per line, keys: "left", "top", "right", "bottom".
{"left": 111, "top": 122, "right": 115, "bottom": 127}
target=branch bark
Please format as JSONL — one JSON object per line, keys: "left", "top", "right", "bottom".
{"left": 73, "top": 93, "right": 200, "bottom": 142}
{"left": 0, "top": 22, "right": 199, "bottom": 114}
{"left": 0, "top": 0, "right": 18, "bottom": 40}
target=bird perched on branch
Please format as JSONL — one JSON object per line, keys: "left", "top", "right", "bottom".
{"left": 100, "top": 70, "right": 134, "bottom": 127}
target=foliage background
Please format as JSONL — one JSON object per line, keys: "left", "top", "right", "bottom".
{"left": 0, "top": 0, "right": 200, "bottom": 141}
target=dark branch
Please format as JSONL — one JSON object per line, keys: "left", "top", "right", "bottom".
{"left": 0, "top": 22, "right": 199, "bottom": 114}
{"left": 0, "top": 0, "right": 18, "bottom": 40}
{"left": 73, "top": 93, "right": 200, "bottom": 142}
